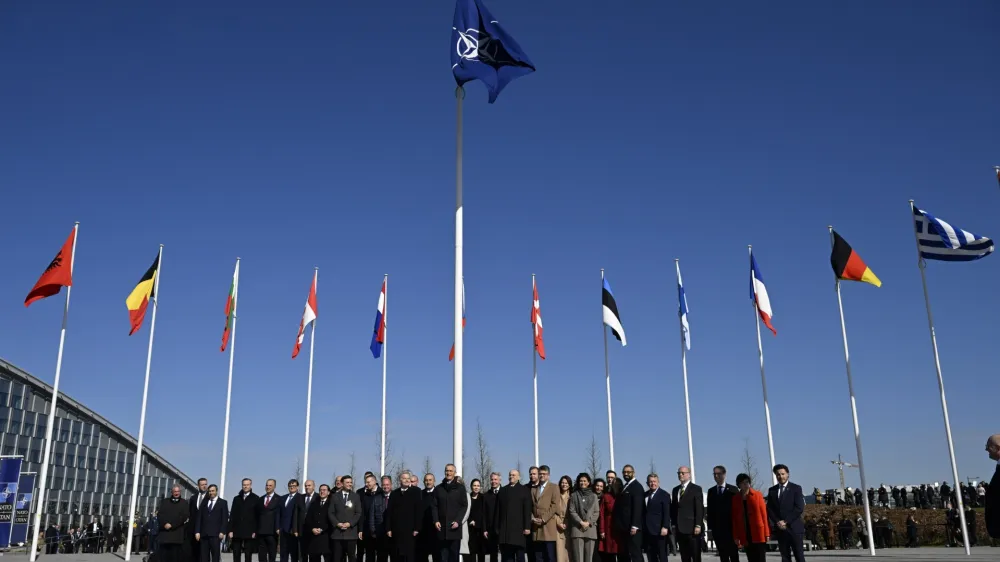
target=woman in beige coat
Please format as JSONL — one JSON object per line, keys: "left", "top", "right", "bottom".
{"left": 568, "top": 473, "right": 600, "bottom": 562}
{"left": 555, "top": 476, "right": 572, "bottom": 562}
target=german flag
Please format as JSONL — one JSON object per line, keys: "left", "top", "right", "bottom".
{"left": 830, "top": 230, "right": 881, "bottom": 287}
{"left": 126, "top": 253, "right": 160, "bottom": 335}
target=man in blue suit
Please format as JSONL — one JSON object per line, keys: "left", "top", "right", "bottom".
{"left": 766, "top": 464, "right": 805, "bottom": 562}
{"left": 195, "top": 485, "right": 229, "bottom": 562}
{"left": 279, "top": 479, "right": 301, "bottom": 562}
{"left": 643, "top": 475, "right": 671, "bottom": 562}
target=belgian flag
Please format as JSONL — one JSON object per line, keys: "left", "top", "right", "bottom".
{"left": 126, "top": 253, "right": 160, "bottom": 335}
{"left": 830, "top": 230, "right": 881, "bottom": 287}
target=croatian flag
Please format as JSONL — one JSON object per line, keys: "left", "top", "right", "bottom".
{"left": 750, "top": 251, "right": 776, "bottom": 335}
{"left": 370, "top": 280, "right": 386, "bottom": 358}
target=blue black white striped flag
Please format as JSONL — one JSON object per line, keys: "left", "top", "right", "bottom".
{"left": 912, "top": 205, "right": 994, "bottom": 262}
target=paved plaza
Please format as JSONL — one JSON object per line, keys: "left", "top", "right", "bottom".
{"left": 4, "top": 550, "right": 1000, "bottom": 562}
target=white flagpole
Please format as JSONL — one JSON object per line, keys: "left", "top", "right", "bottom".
{"left": 907, "top": 201, "right": 970, "bottom": 555}
{"left": 532, "top": 274, "right": 540, "bottom": 467}
{"left": 454, "top": 86, "right": 465, "bottom": 476}
{"left": 827, "top": 228, "right": 875, "bottom": 556}
{"left": 303, "top": 267, "right": 318, "bottom": 483}
{"left": 601, "top": 268, "right": 615, "bottom": 471}
{"left": 125, "top": 243, "right": 163, "bottom": 561}
{"left": 748, "top": 245, "right": 777, "bottom": 486}
{"left": 675, "top": 260, "right": 696, "bottom": 484}
{"left": 219, "top": 258, "right": 240, "bottom": 500}
{"left": 29, "top": 222, "right": 79, "bottom": 562}
{"left": 380, "top": 274, "right": 388, "bottom": 477}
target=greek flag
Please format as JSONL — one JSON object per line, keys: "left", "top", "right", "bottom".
{"left": 912, "top": 205, "right": 994, "bottom": 262}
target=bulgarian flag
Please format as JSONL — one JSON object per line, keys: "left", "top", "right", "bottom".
{"left": 221, "top": 259, "right": 240, "bottom": 352}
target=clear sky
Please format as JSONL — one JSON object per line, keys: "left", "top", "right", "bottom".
{"left": 2, "top": 0, "right": 999, "bottom": 498}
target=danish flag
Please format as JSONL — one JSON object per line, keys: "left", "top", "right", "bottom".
{"left": 531, "top": 278, "right": 545, "bottom": 359}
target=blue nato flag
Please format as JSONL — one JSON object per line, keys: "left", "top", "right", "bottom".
{"left": 451, "top": 0, "right": 535, "bottom": 103}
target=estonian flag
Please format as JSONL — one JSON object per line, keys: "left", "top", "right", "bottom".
{"left": 602, "top": 278, "right": 626, "bottom": 346}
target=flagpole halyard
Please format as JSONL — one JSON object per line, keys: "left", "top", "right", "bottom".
{"left": 748, "top": 245, "right": 777, "bottom": 486}
{"left": 125, "top": 243, "right": 163, "bottom": 561}
{"left": 303, "top": 268, "right": 318, "bottom": 484}
{"left": 828, "top": 227, "right": 875, "bottom": 557}
{"left": 532, "top": 274, "right": 539, "bottom": 467}
{"left": 908, "top": 201, "right": 970, "bottom": 555}
{"left": 676, "top": 259, "right": 696, "bottom": 484}
{"left": 601, "top": 268, "right": 615, "bottom": 471}
{"left": 29, "top": 222, "right": 79, "bottom": 562}
{"left": 380, "top": 273, "right": 388, "bottom": 478}
{"left": 220, "top": 258, "right": 240, "bottom": 500}
{"left": 454, "top": 85, "right": 465, "bottom": 476}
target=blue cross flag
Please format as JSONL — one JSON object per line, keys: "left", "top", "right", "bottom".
{"left": 451, "top": 0, "right": 535, "bottom": 103}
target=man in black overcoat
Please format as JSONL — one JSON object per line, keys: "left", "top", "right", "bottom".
{"left": 159, "top": 486, "right": 191, "bottom": 562}
{"left": 230, "top": 479, "right": 260, "bottom": 562}
{"left": 433, "top": 465, "right": 468, "bottom": 562}
{"left": 388, "top": 471, "right": 423, "bottom": 562}
{"left": 497, "top": 469, "right": 532, "bottom": 562}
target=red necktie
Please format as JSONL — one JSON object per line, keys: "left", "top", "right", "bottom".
{"left": 265, "top": 496, "right": 271, "bottom": 507}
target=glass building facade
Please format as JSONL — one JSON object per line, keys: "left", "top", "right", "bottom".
{"left": 0, "top": 359, "right": 196, "bottom": 529}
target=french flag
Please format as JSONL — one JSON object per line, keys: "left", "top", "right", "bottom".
{"left": 750, "top": 251, "right": 776, "bottom": 335}
{"left": 370, "top": 280, "right": 386, "bottom": 358}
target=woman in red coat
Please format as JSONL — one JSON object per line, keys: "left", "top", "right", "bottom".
{"left": 594, "top": 479, "right": 619, "bottom": 562}
{"left": 731, "top": 473, "right": 770, "bottom": 562}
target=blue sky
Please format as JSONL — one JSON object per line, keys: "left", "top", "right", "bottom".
{"left": 2, "top": 0, "right": 999, "bottom": 498}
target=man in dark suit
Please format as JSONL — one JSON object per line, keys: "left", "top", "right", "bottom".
{"left": 986, "top": 434, "right": 1000, "bottom": 540}
{"left": 230, "top": 479, "right": 260, "bottom": 562}
{"left": 330, "top": 475, "right": 363, "bottom": 562}
{"left": 293, "top": 480, "right": 319, "bottom": 557}
{"left": 388, "top": 471, "right": 423, "bottom": 562}
{"left": 279, "top": 479, "right": 301, "bottom": 562}
{"left": 434, "top": 464, "right": 469, "bottom": 562}
{"left": 670, "top": 466, "right": 704, "bottom": 562}
{"left": 612, "top": 464, "right": 644, "bottom": 562}
{"left": 257, "top": 479, "right": 281, "bottom": 562}
{"left": 643, "top": 475, "right": 671, "bottom": 562}
{"left": 481, "top": 473, "right": 502, "bottom": 562}
{"left": 358, "top": 474, "right": 379, "bottom": 562}
{"left": 368, "top": 476, "right": 393, "bottom": 562}
{"left": 189, "top": 479, "right": 210, "bottom": 562}
{"left": 706, "top": 466, "right": 739, "bottom": 562}
{"left": 497, "top": 469, "right": 532, "bottom": 562}
{"left": 196, "top": 484, "right": 229, "bottom": 562}
{"left": 766, "top": 464, "right": 805, "bottom": 562}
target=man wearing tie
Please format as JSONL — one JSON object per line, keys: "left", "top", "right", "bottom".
{"left": 481, "top": 473, "right": 502, "bottom": 562}
{"left": 643, "top": 475, "right": 670, "bottom": 562}
{"left": 766, "top": 465, "right": 805, "bottom": 562}
{"left": 230, "top": 479, "right": 259, "bottom": 562}
{"left": 670, "top": 466, "right": 703, "bottom": 562}
{"left": 330, "top": 475, "right": 362, "bottom": 562}
{"left": 612, "top": 465, "right": 644, "bottom": 562}
{"left": 190, "top": 479, "right": 210, "bottom": 562}
{"left": 294, "top": 481, "right": 319, "bottom": 558}
{"left": 196, "top": 485, "right": 229, "bottom": 562}
{"left": 706, "top": 466, "right": 739, "bottom": 562}
{"left": 280, "top": 479, "right": 302, "bottom": 562}
{"left": 387, "top": 471, "right": 423, "bottom": 562}
{"left": 257, "top": 479, "right": 282, "bottom": 562}
{"left": 368, "top": 476, "right": 393, "bottom": 562}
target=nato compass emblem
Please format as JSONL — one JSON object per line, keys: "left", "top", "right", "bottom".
{"left": 455, "top": 28, "right": 479, "bottom": 61}
{"left": 16, "top": 493, "right": 31, "bottom": 509}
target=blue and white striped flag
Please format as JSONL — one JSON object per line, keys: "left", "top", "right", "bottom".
{"left": 676, "top": 261, "right": 690, "bottom": 350}
{"left": 912, "top": 205, "right": 994, "bottom": 262}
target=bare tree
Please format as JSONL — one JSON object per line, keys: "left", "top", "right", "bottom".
{"left": 293, "top": 458, "right": 303, "bottom": 483}
{"left": 348, "top": 452, "right": 357, "bottom": 479}
{"left": 741, "top": 438, "right": 763, "bottom": 491}
{"left": 423, "top": 456, "right": 433, "bottom": 477}
{"left": 394, "top": 448, "right": 408, "bottom": 481}
{"left": 474, "top": 418, "right": 494, "bottom": 482}
{"left": 584, "top": 435, "right": 602, "bottom": 481}
{"left": 648, "top": 457, "right": 657, "bottom": 476}
{"left": 376, "top": 429, "right": 396, "bottom": 478}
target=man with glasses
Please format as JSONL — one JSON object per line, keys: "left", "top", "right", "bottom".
{"left": 671, "top": 467, "right": 703, "bottom": 562}
{"left": 706, "top": 466, "right": 738, "bottom": 562}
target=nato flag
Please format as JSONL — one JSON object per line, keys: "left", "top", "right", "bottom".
{"left": 451, "top": 0, "right": 535, "bottom": 103}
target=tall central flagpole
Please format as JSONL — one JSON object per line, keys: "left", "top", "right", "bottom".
{"left": 125, "top": 244, "right": 163, "bottom": 561}
{"left": 907, "top": 201, "right": 970, "bottom": 555}
{"left": 380, "top": 274, "right": 388, "bottom": 477}
{"left": 220, "top": 258, "right": 240, "bottom": 500}
{"left": 454, "top": 86, "right": 465, "bottom": 476}
{"left": 532, "top": 274, "right": 540, "bottom": 467}
{"left": 748, "top": 245, "right": 777, "bottom": 486}
{"left": 601, "top": 269, "right": 615, "bottom": 471}
{"left": 827, "top": 228, "right": 875, "bottom": 557}
{"left": 303, "top": 267, "right": 318, "bottom": 483}
{"left": 675, "top": 260, "right": 695, "bottom": 484}
{"left": 28, "top": 222, "right": 79, "bottom": 562}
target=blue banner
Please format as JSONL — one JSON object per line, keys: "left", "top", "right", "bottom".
{"left": 10, "top": 473, "right": 35, "bottom": 545}
{"left": 0, "top": 458, "right": 23, "bottom": 548}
